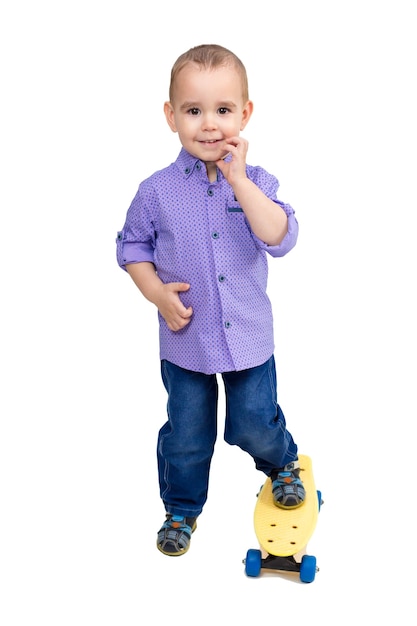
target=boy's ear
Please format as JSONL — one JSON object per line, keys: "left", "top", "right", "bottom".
{"left": 240, "top": 100, "right": 254, "bottom": 131}
{"left": 164, "top": 101, "right": 177, "bottom": 132}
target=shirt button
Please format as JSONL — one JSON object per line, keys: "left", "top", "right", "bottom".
{"left": 218, "top": 274, "right": 226, "bottom": 283}
{"left": 207, "top": 188, "right": 214, "bottom": 197}
{"left": 212, "top": 231, "right": 219, "bottom": 239}
{"left": 224, "top": 321, "right": 231, "bottom": 329}
{"left": 185, "top": 167, "right": 191, "bottom": 174}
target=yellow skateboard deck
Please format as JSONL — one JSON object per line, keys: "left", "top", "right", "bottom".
{"left": 245, "top": 454, "right": 321, "bottom": 582}
{"left": 254, "top": 454, "right": 318, "bottom": 556}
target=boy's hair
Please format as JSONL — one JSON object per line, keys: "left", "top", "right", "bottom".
{"left": 169, "top": 44, "right": 249, "bottom": 103}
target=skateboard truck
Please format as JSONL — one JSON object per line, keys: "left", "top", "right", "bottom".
{"left": 243, "top": 550, "right": 319, "bottom": 582}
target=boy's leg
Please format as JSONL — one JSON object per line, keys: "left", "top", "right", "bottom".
{"left": 222, "top": 355, "right": 297, "bottom": 471}
{"left": 158, "top": 359, "right": 218, "bottom": 518}
{"left": 222, "top": 355, "right": 305, "bottom": 508}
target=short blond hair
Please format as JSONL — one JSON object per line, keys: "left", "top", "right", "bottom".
{"left": 169, "top": 44, "right": 249, "bottom": 103}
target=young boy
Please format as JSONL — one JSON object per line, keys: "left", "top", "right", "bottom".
{"left": 116, "top": 44, "right": 305, "bottom": 556}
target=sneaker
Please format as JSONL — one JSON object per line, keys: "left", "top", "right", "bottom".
{"left": 157, "top": 514, "right": 197, "bottom": 556}
{"left": 271, "top": 460, "right": 305, "bottom": 509}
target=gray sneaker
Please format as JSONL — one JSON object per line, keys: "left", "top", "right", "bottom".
{"left": 157, "top": 514, "right": 197, "bottom": 556}
{"left": 270, "top": 460, "right": 306, "bottom": 509}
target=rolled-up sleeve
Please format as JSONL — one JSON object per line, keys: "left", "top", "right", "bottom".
{"left": 116, "top": 232, "right": 155, "bottom": 270}
{"left": 116, "top": 182, "right": 157, "bottom": 271}
{"left": 248, "top": 167, "right": 299, "bottom": 257}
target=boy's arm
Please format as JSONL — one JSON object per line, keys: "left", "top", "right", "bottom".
{"left": 126, "top": 262, "right": 193, "bottom": 332}
{"left": 216, "top": 136, "right": 288, "bottom": 246}
{"left": 232, "top": 178, "right": 288, "bottom": 246}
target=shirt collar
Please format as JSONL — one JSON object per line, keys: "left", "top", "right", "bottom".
{"left": 175, "top": 148, "right": 207, "bottom": 179}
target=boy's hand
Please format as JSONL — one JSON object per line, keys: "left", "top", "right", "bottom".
{"left": 155, "top": 282, "right": 193, "bottom": 331}
{"left": 215, "top": 136, "right": 249, "bottom": 185}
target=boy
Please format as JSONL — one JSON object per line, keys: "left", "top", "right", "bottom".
{"left": 116, "top": 44, "right": 305, "bottom": 556}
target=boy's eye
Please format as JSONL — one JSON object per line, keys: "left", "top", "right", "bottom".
{"left": 188, "top": 108, "right": 200, "bottom": 115}
{"left": 218, "top": 107, "right": 230, "bottom": 114}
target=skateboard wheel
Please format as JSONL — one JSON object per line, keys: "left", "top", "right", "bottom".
{"left": 317, "top": 490, "right": 323, "bottom": 511}
{"left": 300, "top": 554, "right": 316, "bottom": 583}
{"left": 245, "top": 549, "right": 262, "bottom": 577}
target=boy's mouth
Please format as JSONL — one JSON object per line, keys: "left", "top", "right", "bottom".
{"left": 197, "top": 139, "right": 229, "bottom": 160}
{"left": 199, "top": 139, "right": 222, "bottom": 145}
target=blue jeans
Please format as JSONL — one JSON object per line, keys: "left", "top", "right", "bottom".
{"left": 158, "top": 356, "right": 298, "bottom": 518}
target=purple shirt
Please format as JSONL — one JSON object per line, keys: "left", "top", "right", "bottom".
{"left": 116, "top": 148, "right": 298, "bottom": 374}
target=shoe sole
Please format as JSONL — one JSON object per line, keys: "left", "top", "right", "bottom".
{"left": 157, "top": 521, "right": 197, "bottom": 556}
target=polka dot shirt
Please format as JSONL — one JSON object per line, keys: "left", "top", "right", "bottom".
{"left": 117, "top": 148, "right": 299, "bottom": 374}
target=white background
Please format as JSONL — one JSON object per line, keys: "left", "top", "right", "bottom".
{"left": 1, "top": 1, "right": 416, "bottom": 624}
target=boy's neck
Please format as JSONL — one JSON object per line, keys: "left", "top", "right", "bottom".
{"left": 205, "top": 161, "right": 218, "bottom": 183}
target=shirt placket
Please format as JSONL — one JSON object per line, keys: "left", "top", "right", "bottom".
{"left": 206, "top": 183, "right": 234, "bottom": 342}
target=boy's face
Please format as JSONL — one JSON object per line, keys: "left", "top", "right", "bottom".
{"left": 164, "top": 64, "right": 253, "bottom": 164}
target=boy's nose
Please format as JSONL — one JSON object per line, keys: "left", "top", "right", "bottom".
{"left": 201, "top": 113, "right": 217, "bottom": 131}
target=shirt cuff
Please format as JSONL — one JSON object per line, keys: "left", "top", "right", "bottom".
{"left": 252, "top": 212, "right": 299, "bottom": 257}
{"left": 116, "top": 233, "right": 154, "bottom": 270}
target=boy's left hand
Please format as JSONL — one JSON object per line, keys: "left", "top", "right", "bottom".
{"left": 216, "top": 136, "right": 248, "bottom": 185}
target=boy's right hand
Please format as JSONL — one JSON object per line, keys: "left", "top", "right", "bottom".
{"left": 155, "top": 282, "right": 193, "bottom": 331}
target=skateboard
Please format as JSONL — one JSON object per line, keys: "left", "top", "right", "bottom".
{"left": 244, "top": 454, "right": 322, "bottom": 582}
